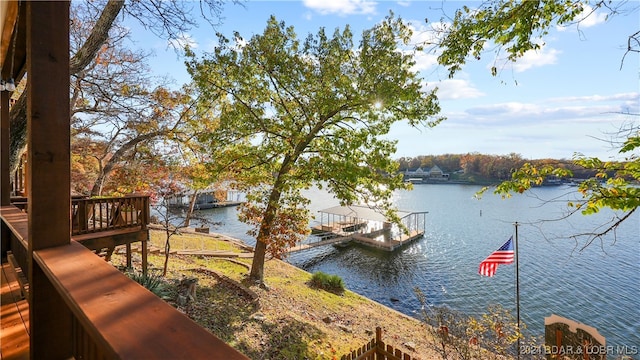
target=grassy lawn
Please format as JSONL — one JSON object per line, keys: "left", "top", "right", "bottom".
{"left": 112, "top": 229, "right": 440, "bottom": 359}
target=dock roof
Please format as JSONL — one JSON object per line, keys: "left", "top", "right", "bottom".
{"left": 318, "top": 205, "right": 419, "bottom": 222}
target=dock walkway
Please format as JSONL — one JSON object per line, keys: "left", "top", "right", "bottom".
{"left": 288, "top": 236, "right": 352, "bottom": 253}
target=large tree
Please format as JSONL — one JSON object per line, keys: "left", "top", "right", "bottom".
{"left": 8, "top": 0, "right": 229, "bottom": 176}
{"left": 433, "top": 0, "right": 639, "bottom": 247}
{"left": 188, "top": 14, "right": 442, "bottom": 282}
{"left": 66, "top": 1, "right": 224, "bottom": 196}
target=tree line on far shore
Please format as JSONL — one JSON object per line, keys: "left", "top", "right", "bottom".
{"left": 395, "top": 153, "right": 616, "bottom": 183}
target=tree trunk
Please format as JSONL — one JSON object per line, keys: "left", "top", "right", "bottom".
{"left": 69, "top": 0, "right": 125, "bottom": 74}
{"left": 90, "top": 130, "right": 165, "bottom": 196}
{"left": 184, "top": 190, "right": 198, "bottom": 227}
{"left": 249, "top": 197, "right": 279, "bottom": 281}
{"left": 163, "top": 227, "right": 171, "bottom": 277}
{"left": 249, "top": 239, "right": 268, "bottom": 281}
{"left": 248, "top": 163, "right": 289, "bottom": 282}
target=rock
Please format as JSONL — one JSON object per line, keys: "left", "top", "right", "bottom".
{"left": 251, "top": 313, "right": 266, "bottom": 322}
{"left": 390, "top": 297, "right": 400, "bottom": 302}
{"left": 195, "top": 226, "right": 209, "bottom": 234}
{"left": 322, "top": 316, "right": 333, "bottom": 324}
{"left": 403, "top": 342, "right": 416, "bottom": 352}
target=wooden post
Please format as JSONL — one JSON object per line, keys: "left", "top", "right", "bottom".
{"left": 555, "top": 329, "right": 563, "bottom": 360}
{"left": 26, "top": 1, "right": 73, "bottom": 359}
{"left": 1, "top": 90, "right": 9, "bottom": 206}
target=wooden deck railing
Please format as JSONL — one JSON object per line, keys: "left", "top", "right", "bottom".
{"left": 11, "top": 153, "right": 26, "bottom": 197}
{"left": 72, "top": 195, "right": 149, "bottom": 235}
{"left": 1, "top": 205, "right": 248, "bottom": 359}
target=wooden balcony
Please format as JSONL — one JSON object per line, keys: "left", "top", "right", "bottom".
{"left": 71, "top": 196, "right": 150, "bottom": 271}
{"left": 4, "top": 195, "right": 150, "bottom": 274}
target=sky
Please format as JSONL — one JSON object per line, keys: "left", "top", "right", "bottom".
{"left": 124, "top": 0, "right": 639, "bottom": 161}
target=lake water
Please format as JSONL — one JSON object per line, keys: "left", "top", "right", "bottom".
{"left": 191, "top": 184, "right": 639, "bottom": 351}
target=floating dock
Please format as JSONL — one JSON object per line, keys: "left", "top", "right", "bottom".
{"left": 289, "top": 205, "right": 427, "bottom": 253}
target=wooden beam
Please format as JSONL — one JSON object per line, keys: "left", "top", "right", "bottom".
{"left": 25, "top": 2, "right": 72, "bottom": 359}
{"left": 1, "top": 90, "right": 9, "bottom": 206}
{"left": 26, "top": 0, "right": 70, "bottom": 250}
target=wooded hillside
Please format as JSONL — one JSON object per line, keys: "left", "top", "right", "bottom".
{"left": 396, "top": 153, "right": 609, "bottom": 182}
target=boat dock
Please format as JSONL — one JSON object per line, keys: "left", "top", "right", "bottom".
{"left": 166, "top": 188, "right": 245, "bottom": 210}
{"left": 288, "top": 205, "right": 427, "bottom": 253}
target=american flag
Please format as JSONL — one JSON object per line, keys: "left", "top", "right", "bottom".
{"left": 478, "top": 237, "right": 514, "bottom": 277}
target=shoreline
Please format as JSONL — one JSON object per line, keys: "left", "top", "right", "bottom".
{"left": 150, "top": 225, "right": 425, "bottom": 324}
{"left": 143, "top": 226, "right": 445, "bottom": 358}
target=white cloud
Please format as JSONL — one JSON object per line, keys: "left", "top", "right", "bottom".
{"left": 509, "top": 46, "right": 560, "bottom": 72}
{"left": 235, "top": 36, "right": 248, "bottom": 49}
{"left": 466, "top": 102, "right": 538, "bottom": 118}
{"left": 550, "top": 92, "right": 640, "bottom": 116}
{"left": 463, "top": 99, "right": 631, "bottom": 125}
{"left": 168, "top": 32, "right": 198, "bottom": 50}
{"left": 302, "top": 0, "right": 377, "bottom": 16}
{"left": 426, "top": 78, "right": 485, "bottom": 100}
{"left": 204, "top": 39, "right": 220, "bottom": 52}
{"left": 397, "top": 1, "right": 411, "bottom": 7}
{"left": 552, "top": 92, "right": 640, "bottom": 103}
{"left": 411, "top": 51, "right": 439, "bottom": 72}
{"left": 403, "top": 20, "right": 450, "bottom": 73}
{"left": 557, "top": 4, "right": 608, "bottom": 31}
{"left": 406, "top": 19, "right": 449, "bottom": 46}
{"left": 573, "top": 4, "right": 609, "bottom": 28}
{"left": 389, "top": 91, "right": 635, "bottom": 159}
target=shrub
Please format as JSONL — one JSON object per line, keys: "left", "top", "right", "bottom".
{"left": 309, "top": 271, "right": 345, "bottom": 294}
{"left": 125, "top": 270, "right": 170, "bottom": 298}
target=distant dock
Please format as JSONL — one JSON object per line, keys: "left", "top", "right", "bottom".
{"left": 191, "top": 201, "right": 243, "bottom": 210}
{"left": 166, "top": 188, "right": 245, "bottom": 210}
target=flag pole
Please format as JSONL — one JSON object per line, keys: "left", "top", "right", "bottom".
{"left": 514, "top": 221, "right": 521, "bottom": 360}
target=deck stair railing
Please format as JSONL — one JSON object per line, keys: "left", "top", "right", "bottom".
{"left": 72, "top": 195, "right": 149, "bottom": 235}
{"left": 341, "top": 327, "right": 413, "bottom": 360}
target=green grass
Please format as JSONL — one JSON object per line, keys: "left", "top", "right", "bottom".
{"left": 149, "top": 230, "right": 242, "bottom": 252}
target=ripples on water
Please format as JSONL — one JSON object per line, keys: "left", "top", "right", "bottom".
{"left": 194, "top": 184, "right": 639, "bottom": 350}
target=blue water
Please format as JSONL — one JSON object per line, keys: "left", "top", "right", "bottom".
{"left": 192, "top": 184, "right": 639, "bottom": 351}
